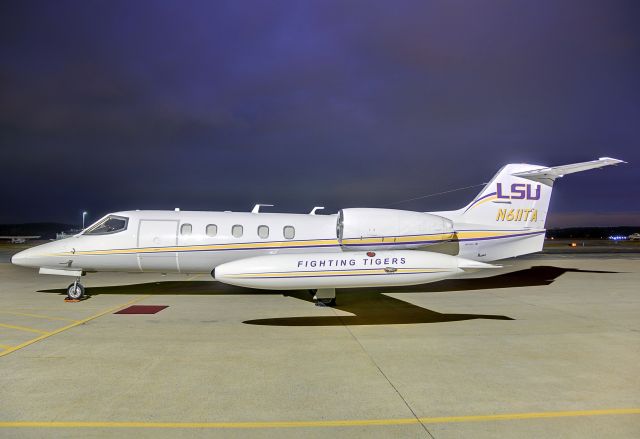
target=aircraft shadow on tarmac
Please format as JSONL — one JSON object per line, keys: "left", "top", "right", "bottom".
{"left": 39, "top": 266, "right": 617, "bottom": 327}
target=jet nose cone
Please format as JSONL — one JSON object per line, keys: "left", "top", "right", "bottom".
{"left": 11, "top": 247, "right": 40, "bottom": 267}
{"left": 11, "top": 249, "right": 28, "bottom": 266}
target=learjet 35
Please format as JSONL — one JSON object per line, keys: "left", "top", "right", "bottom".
{"left": 12, "top": 157, "right": 625, "bottom": 305}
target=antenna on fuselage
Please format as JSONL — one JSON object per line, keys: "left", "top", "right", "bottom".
{"left": 309, "top": 206, "right": 325, "bottom": 215}
{"left": 251, "top": 204, "right": 274, "bottom": 213}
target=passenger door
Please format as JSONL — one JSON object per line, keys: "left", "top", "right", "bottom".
{"left": 137, "top": 220, "right": 179, "bottom": 272}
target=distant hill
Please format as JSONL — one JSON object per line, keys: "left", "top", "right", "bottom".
{"left": 0, "top": 223, "right": 76, "bottom": 240}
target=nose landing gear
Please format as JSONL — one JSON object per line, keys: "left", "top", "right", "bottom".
{"left": 66, "top": 279, "right": 85, "bottom": 300}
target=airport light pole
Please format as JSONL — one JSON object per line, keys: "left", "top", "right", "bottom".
{"left": 82, "top": 211, "right": 88, "bottom": 229}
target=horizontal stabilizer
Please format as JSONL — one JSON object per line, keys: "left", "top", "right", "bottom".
{"left": 511, "top": 157, "right": 625, "bottom": 183}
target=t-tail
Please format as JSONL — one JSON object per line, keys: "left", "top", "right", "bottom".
{"left": 433, "top": 157, "right": 625, "bottom": 261}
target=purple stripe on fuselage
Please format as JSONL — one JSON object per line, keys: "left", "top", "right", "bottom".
{"left": 234, "top": 271, "right": 448, "bottom": 280}
{"left": 236, "top": 267, "right": 434, "bottom": 276}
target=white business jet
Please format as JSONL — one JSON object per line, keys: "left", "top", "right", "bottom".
{"left": 12, "top": 157, "right": 624, "bottom": 305}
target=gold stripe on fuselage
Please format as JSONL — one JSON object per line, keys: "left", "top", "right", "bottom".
{"left": 50, "top": 230, "right": 542, "bottom": 257}
{"left": 455, "top": 230, "right": 538, "bottom": 239}
{"left": 341, "top": 233, "right": 454, "bottom": 245}
{"left": 52, "top": 238, "right": 340, "bottom": 256}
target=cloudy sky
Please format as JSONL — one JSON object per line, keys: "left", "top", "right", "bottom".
{"left": 1, "top": 0, "right": 638, "bottom": 226}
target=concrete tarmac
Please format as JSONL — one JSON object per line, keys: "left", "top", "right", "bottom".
{"left": 0, "top": 254, "right": 639, "bottom": 438}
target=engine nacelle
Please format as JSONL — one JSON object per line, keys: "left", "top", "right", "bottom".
{"left": 337, "top": 208, "right": 454, "bottom": 250}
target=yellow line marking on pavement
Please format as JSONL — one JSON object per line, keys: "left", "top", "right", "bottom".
{"left": 418, "top": 408, "right": 640, "bottom": 423}
{"left": 0, "top": 311, "right": 80, "bottom": 323}
{"left": 0, "top": 408, "right": 637, "bottom": 429}
{"left": 0, "top": 344, "right": 14, "bottom": 350}
{"left": 0, "top": 323, "right": 49, "bottom": 335}
{"left": 0, "top": 295, "right": 151, "bottom": 358}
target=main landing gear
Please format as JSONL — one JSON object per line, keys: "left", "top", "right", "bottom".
{"left": 66, "top": 279, "right": 85, "bottom": 300}
{"left": 308, "top": 288, "right": 336, "bottom": 307}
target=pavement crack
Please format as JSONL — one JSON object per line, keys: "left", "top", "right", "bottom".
{"left": 332, "top": 308, "right": 436, "bottom": 439}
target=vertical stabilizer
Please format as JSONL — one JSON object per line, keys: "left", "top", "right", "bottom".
{"left": 431, "top": 157, "right": 625, "bottom": 261}
{"left": 457, "top": 157, "right": 624, "bottom": 228}
{"left": 460, "top": 164, "right": 551, "bottom": 228}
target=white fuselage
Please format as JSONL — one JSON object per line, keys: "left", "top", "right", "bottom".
{"left": 11, "top": 208, "right": 545, "bottom": 276}
{"left": 13, "top": 210, "right": 342, "bottom": 274}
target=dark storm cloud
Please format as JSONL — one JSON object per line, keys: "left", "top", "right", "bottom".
{"left": 1, "top": 0, "right": 638, "bottom": 225}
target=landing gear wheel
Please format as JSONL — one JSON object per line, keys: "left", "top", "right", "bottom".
{"left": 312, "top": 288, "right": 336, "bottom": 307}
{"left": 67, "top": 282, "right": 85, "bottom": 300}
{"left": 315, "top": 298, "right": 336, "bottom": 307}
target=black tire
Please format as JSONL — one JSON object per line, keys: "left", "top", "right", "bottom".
{"left": 67, "top": 283, "right": 85, "bottom": 299}
{"left": 315, "top": 298, "right": 336, "bottom": 307}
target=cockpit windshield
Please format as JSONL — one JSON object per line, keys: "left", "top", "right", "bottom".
{"left": 83, "top": 215, "right": 129, "bottom": 235}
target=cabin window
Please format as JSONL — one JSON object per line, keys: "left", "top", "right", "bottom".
{"left": 84, "top": 215, "right": 128, "bottom": 235}
{"left": 232, "top": 224, "right": 243, "bottom": 238}
{"left": 257, "top": 225, "right": 269, "bottom": 239}
{"left": 283, "top": 225, "right": 295, "bottom": 239}
{"left": 206, "top": 224, "right": 218, "bottom": 237}
{"left": 180, "top": 223, "right": 192, "bottom": 235}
